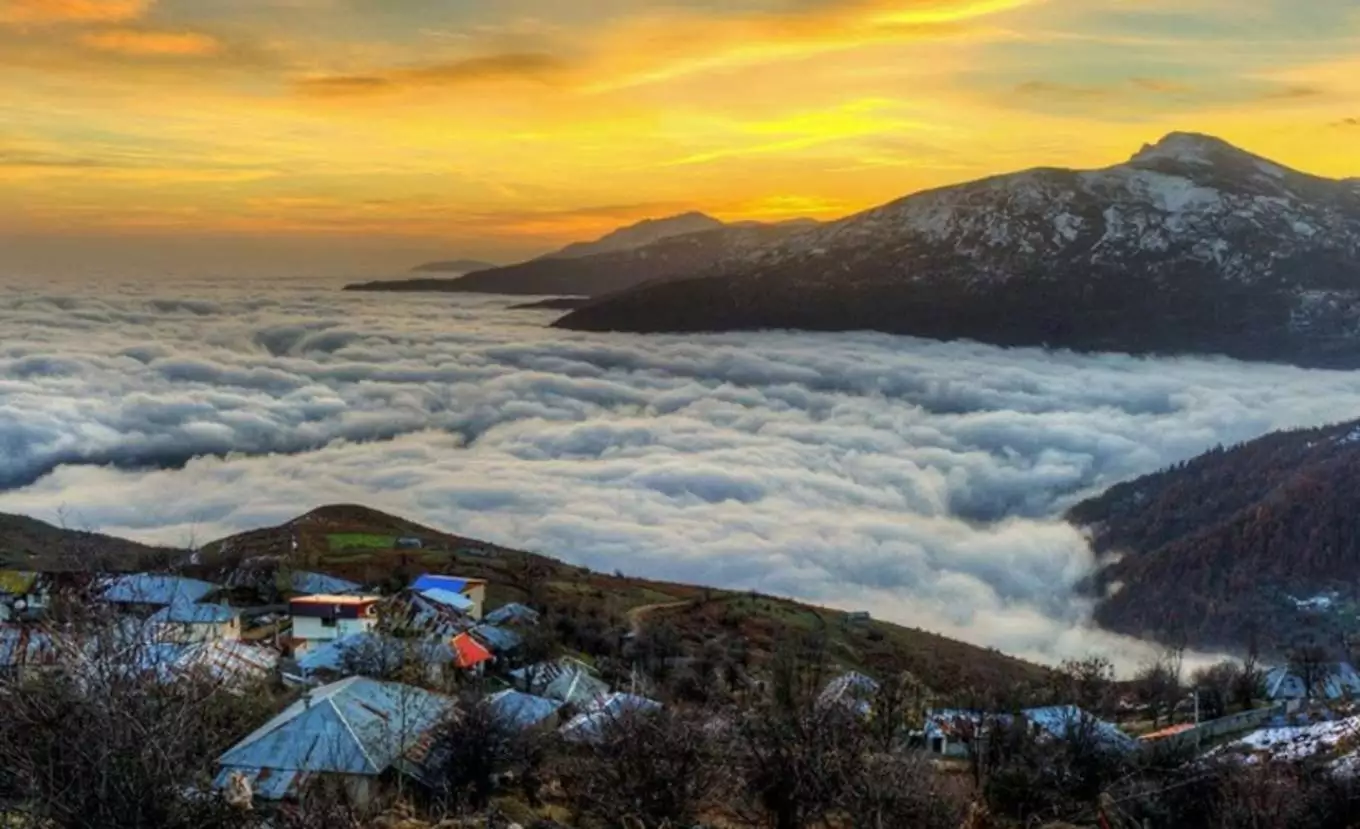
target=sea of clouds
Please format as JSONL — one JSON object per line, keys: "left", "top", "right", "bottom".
{"left": 5, "top": 275, "right": 1360, "bottom": 668}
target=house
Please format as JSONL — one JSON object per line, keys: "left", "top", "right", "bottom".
{"left": 450, "top": 631, "right": 493, "bottom": 671}
{"left": 484, "top": 602, "right": 540, "bottom": 627}
{"left": 0, "top": 571, "right": 52, "bottom": 622}
{"left": 295, "top": 632, "right": 457, "bottom": 685}
{"left": 1264, "top": 662, "right": 1360, "bottom": 700}
{"left": 819, "top": 671, "right": 880, "bottom": 716}
{"left": 469, "top": 623, "right": 521, "bottom": 654}
{"left": 149, "top": 602, "right": 241, "bottom": 644}
{"left": 924, "top": 710, "right": 986, "bottom": 758}
{"left": 395, "top": 537, "right": 423, "bottom": 550}
{"left": 486, "top": 689, "right": 563, "bottom": 731}
{"left": 843, "top": 611, "right": 872, "bottom": 625}
{"left": 922, "top": 706, "right": 1133, "bottom": 758}
{"left": 100, "top": 573, "right": 218, "bottom": 610}
{"left": 1022, "top": 706, "right": 1135, "bottom": 752}
{"left": 289, "top": 595, "right": 380, "bottom": 654}
{"left": 214, "top": 676, "right": 452, "bottom": 807}
{"left": 0, "top": 625, "right": 57, "bottom": 678}
{"left": 560, "top": 693, "right": 662, "bottom": 744}
{"left": 510, "top": 658, "right": 609, "bottom": 707}
{"left": 409, "top": 574, "right": 487, "bottom": 620}
{"left": 393, "top": 584, "right": 476, "bottom": 638}
{"left": 289, "top": 571, "right": 363, "bottom": 597}
{"left": 131, "top": 640, "right": 279, "bottom": 688}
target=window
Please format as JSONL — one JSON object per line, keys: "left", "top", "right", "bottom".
{"left": 321, "top": 617, "right": 337, "bottom": 628}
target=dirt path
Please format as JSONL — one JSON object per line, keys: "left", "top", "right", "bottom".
{"left": 626, "top": 600, "right": 691, "bottom": 638}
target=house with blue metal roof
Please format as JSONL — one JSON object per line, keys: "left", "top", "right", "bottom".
{"left": 1021, "top": 706, "right": 1135, "bottom": 752}
{"left": 486, "top": 689, "right": 562, "bottom": 731}
{"left": 0, "top": 625, "right": 57, "bottom": 678}
{"left": 215, "top": 676, "right": 453, "bottom": 807}
{"left": 409, "top": 574, "right": 486, "bottom": 620}
{"left": 470, "top": 623, "right": 521, "bottom": 653}
{"left": 485, "top": 602, "right": 540, "bottom": 627}
{"left": 295, "top": 632, "right": 456, "bottom": 685}
{"left": 149, "top": 602, "right": 241, "bottom": 644}
{"left": 289, "top": 571, "right": 363, "bottom": 597}
{"left": 560, "top": 693, "right": 662, "bottom": 744}
{"left": 100, "top": 573, "right": 218, "bottom": 608}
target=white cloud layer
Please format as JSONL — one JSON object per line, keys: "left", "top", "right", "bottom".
{"left": 5, "top": 275, "right": 1360, "bottom": 669}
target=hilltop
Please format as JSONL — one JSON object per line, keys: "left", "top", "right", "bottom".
{"left": 186, "top": 504, "right": 1049, "bottom": 697}
{"left": 1069, "top": 416, "right": 1360, "bottom": 653}
{"left": 555, "top": 133, "right": 1360, "bottom": 368}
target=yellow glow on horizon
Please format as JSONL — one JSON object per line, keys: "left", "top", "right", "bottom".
{"left": 1, "top": 0, "right": 1358, "bottom": 262}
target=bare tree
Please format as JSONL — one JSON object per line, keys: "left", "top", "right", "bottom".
{"left": 424, "top": 695, "right": 532, "bottom": 812}
{"left": 0, "top": 617, "right": 278, "bottom": 829}
{"left": 843, "top": 753, "right": 967, "bottom": 829}
{"left": 560, "top": 708, "right": 730, "bottom": 829}
{"left": 1134, "top": 649, "right": 1183, "bottom": 728}
{"left": 1052, "top": 656, "right": 1116, "bottom": 717}
{"left": 1289, "top": 642, "right": 1334, "bottom": 701}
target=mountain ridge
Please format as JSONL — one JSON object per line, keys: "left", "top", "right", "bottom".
{"left": 553, "top": 132, "right": 1360, "bottom": 368}
{"left": 347, "top": 219, "right": 817, "bottom": 297}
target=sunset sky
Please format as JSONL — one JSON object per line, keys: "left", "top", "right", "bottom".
{"left": 4, "top": 0, "right": 1360, "bottom": 272}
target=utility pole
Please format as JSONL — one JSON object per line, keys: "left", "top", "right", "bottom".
{"left": 1193, "top": 688, "right": 1201, "bottom": 752}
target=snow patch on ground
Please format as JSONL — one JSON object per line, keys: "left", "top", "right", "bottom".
{"left": 1224, "top": 715, "right": 1360, "bottom": 763}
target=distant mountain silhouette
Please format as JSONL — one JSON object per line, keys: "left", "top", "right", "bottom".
{"left": 555, "top": 133, "right": 1360, "bottom": 368}
{"left": 347, "top": 214, "right": 817, "bottom": 297}
{"left": 542, "top": 211, "right": 724, "bottom": 260}
{"left": 409, "top": 259, "right": 497, "bottom": 274}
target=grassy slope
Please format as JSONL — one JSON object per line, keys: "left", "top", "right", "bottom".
{"left": 193, "top": 504, "right": 1050, "bottom": 698}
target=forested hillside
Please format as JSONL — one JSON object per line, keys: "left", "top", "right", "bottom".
{"left": 1069, "top": 417, "right": 1360, "bottom": 652}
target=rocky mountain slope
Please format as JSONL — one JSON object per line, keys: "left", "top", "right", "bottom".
{"left": 347, "top": 221, "right": 812, "bottom": 297}
{"left": 1069, "top": 417, "right": 1360, "bottom": 652}
{"left": 555, "top": 133, "right": 1360, "bottom": 367}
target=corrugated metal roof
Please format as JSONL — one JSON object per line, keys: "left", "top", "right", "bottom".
{"left": 406, "top": 593, "right": 474, "bottom": 638}
{"left": 218, "top": 677, "right": 452, "bottom": 777}
{"left": 487, "top": 689, "right": 562, "bottom": 730}
{"left": 411, "top": 574, "right": 481, "bottom": 594}
{"left": 419, "top": 588, "right": 474, "bottom": 612}
{"left": 297, "top": 633, "right": 454, "bottom": 676}
{"left": 560, "top": 693, "right": 661, "bottom": 744}
{"left": 100, "top": 574, "right": 217, "bottom": 606}
{"left": 0, "top": 625, "right": 56, "bottom": 668}
{"left": 150, "top": 602, "right": 239, "bottom": 624}
{"left": 470, "top": 624, "right": 521, "bottom": 653}
{"left": 819, "top": 672, "right": 879, "bottom": 716}
{"left": 122, "top": 640, "right": 278, "bottom": 686}
{"left": 1023, "top": 706, "right": 1132, "bottom": 748}
{"left": 543, "top": 669, "right": 610, "bottom": 708}
{"left": 451, "top": 632, "right": 492, "bottom": 669}
{"left": 509, "top": 657, "right": 597, "bottom": 691}
{"left": 485, "top": 603, "right": 540, "bottom": 626}
{"left": 1264, "top": 663, "right": 1360, "bottom": 700}
{"left": 290, "top": 571, "right": 363, "bottom": 596}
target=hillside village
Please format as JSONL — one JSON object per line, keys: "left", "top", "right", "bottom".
{"left": 4, "top": 506, "right": 1360, "bottom": 828}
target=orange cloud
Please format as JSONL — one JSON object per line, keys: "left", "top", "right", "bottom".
{"left": 295, "top": 0, "right": 1032, "bottom": 99}
{"left": 0, "top": 0, "right": 149, "bottom": 24}
{"left": 79, "top": 28, "right": 221, "bottom": 56}
{"left": 298, "top": 53, "right": 567, "bottom": 97}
